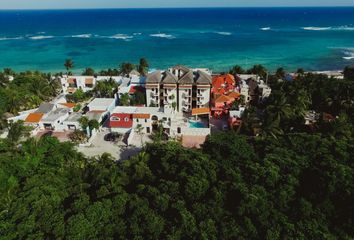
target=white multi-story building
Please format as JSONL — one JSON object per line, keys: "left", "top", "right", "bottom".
{"left": 146, "top": 65, "right": 212, "bottom": 113}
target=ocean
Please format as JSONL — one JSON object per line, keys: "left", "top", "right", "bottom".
{"left": 0, "top": 7, "right": 353, "bottom": 73}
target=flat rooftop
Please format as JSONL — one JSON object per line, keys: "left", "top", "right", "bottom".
{"left": 88, "top": 98, "right": 116, "bottom": 107}
{"left": 42, "top": 108, "right": 70, "bottom": 122}
{"left": 64, "top": 112, "right": 82, "bottom": 123}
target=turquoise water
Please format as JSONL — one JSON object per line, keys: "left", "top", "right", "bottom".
{"left": 189, "top": 121, "right": 207, "bottom": 128}
{"left": 0, "top": 8, "right": 353, "bottom": 73}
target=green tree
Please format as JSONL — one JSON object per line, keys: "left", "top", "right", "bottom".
{"left": 79, "top": 116, "right": 89, "bottom": 131}
{"left": 247, "top": 64, "right": 267, "bottom": 79}
{"left": 119, "top": 62, "right": 135, "bottom": 76}
{"left": 64, "top": 59, "right": 74, "bottom": 75}
{"left": 82, "top": 67, "right": 95, "bottom": 76}
{"left": 229, "top": 65, "right": 245, "bottom": 75}
{"left": 275, "top": 67, "right": 286, "bottom": 79}
{"left": 88, "top": 119, "right": 100, "bottom": 132}
{"left": 119, "top": 93, "right": 130, "bottom": 106}
{"left": 343, "top": 66, "right": 354, "bottom": 80}
{"left": 138, "top": 58, "right": 149, "bottom": 76}
{"left": 6, "top": 120, "right": 31, "bottom": 144}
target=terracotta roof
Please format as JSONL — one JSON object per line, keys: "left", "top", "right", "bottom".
{"left": 133, "top": 113, "right": 150, "bottom": 119}
{"left": 215, "top": 95, "right": 233, "bottom": 103}
{"left": 192, "top": 107, "right": 210, "bottom": 115}
{"left": 85, "top": 78, "right": 94, "bottom": 84}
{"left": 212, "top": 74, "right": 235, "bottom": 86}
{"left": 228, "top": 91, "right": 241, "bottom": 99}
{"left": 67, "top": 78, "right": 76, "bottom": 84}
{"left": 25, "top": 113, "right": 44, "bottom": 123}
{"left": 59, "top": 103, "right": 76, "bottom": 108}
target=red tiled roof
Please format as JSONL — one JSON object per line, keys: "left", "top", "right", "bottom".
{"left": 59, "top": 103, "right": 76, "bottom": 108}
{"left": 215, "top": 95, "right": 233, "bottom": 103}
{"left": 109, "top": 113, "right": 133, "bottom": 128}
{"left": 192, "top": 107, "right": 210, "bottom": 115}
{"left": 25, "top": 113, "right": 44, "bottom": 123}
{"left": 133, "top": 113, "right": 150, "bottom": 119}
{"left": 129, "top": 86, "right": 145, "bottom": 94}
{"left": 228, "top": 91, "right": 241, "bottom": 99}
{"left": 67, "top": 78, "right": 76, "bottom": 84}
{"left": 85, "top": 78, "right": 94, "bottom": 84}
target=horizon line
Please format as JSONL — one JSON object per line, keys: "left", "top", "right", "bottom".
{"left": 1, "top": 6, "right": 354, "bottom": 11}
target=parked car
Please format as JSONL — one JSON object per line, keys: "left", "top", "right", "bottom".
{"left": 104, "top": 132, "right": 121, "bottom": 142}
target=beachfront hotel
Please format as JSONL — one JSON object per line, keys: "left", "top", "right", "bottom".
{"left": 145, "top": 65, "right": 212, "bottom": 113}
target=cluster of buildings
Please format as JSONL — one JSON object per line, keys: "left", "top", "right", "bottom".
{"left": 60, "top": 69, "right": 145, "bottom": 97}
{"left": 7, "top": 65, "right": 272, "bottom": 148}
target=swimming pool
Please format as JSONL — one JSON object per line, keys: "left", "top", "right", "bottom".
{"left": 189, "top": 120, "right": 207, "bottom": 128}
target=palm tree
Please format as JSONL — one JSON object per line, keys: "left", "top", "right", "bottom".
{"left": 7, "top": 121, "right": 31, "bottom": 144}
{"left": 119, "top": 62, "right": 135, "bottom": 76}
{"left": 138, "top": 58, "right": 149, "bottom": 76}
{"left": 275, "top": 67, "right": 286, "bottom": 79}
{"left": 79, "top": 116, "right": 89, "bottom": 131}
{"left": 247, "top": 64, "right": 267, "bottom": 79}
{"left": 229, "top": 65, "right": 245, "bottom": 75}
{"left": 64, "top": 59, "right": 74, "bottom": 75}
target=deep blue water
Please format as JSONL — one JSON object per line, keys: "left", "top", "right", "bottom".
{"left": 0, "top": 8, "right": 353, "bottom": 73}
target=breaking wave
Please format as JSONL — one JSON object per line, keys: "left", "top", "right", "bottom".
{"left": 302, "top": 26, "right": 354, "bottom": 31}
{"left": 108, "top": 34, "right": 133, "bottom": 40}
{"left": 29, "top": 35, "right": 54, "bottom": 40}
{"left": 0, "top": 36, "right": 24, "bottom": 41}
{"left": 150, "top": 33, "right": 175, "bottom": 39}
{"left": 260, "top": 27, "right": 271, "bottom": 31}
{"left": 71, "top": 34, "right": 92, "bottom": 38}
{"left": 215, "top": 31, "right": 232, "bottom": 36}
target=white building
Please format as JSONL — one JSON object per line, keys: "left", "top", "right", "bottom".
{"left": 146, "top": 65, "right": 212, "bottom": 113}
{"left": 40, "top": 108, "right": 71, "bottom": 131}
{"left": 60, "top": 70, "right": 145, "bottom": 95}
{"left": 109, "top": 106, "right": 211, "bottom": 145}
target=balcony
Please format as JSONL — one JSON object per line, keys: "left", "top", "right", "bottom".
{"left": 183, "top": 101, "right": 191, "bottom": 106}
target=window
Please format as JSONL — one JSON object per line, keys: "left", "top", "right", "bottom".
{"left": 124, "top": 117, "right": 129, "bottom": 122}
{"left": 111, "top": 117, "right": 120, "bottom": 121}
{"left": 145, "top": 119, "right": 147, "bottom": 123}
{"left": 136, "top": 119, "right": 139, "bottom": 122}
{"left": 177, "top": 127, "right": 181, "bottom": 134}
{"left": 147, "top": 127, "right": 150, "bottom": 133}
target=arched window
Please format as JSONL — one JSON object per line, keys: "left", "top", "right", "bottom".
{"left": 151, "top": 115, "right": 158, "bottom": 121}
{"left": 111, "top": 116, "right": 120, "bottom": 121}
{"left": 124, "top": 117, "right": 129, "bottom": 122}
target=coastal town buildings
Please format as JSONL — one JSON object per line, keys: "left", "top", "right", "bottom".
{"left": 60, "top": 70, "right": 144, "bottom": 95}
{"left": 5, "top": 64, "right": 275, "bottom": 149}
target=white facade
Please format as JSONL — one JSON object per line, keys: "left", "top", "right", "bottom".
{"left": 60, "top": 72, "right": 145, "bottom": 95}
{"left": 110, "top": 106, "right": 211, "bottom": 140}
{"left": 240, "top": 80, "right": 250, "bottom": 103}
{"left": 40, "top": 108, "right": 71, "bottom": 131}
{"left": 146, "top": 66, "right": 212, "bottom": 113}
{"left": 258, "top": 80, "right": 272, "bottom": 101}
